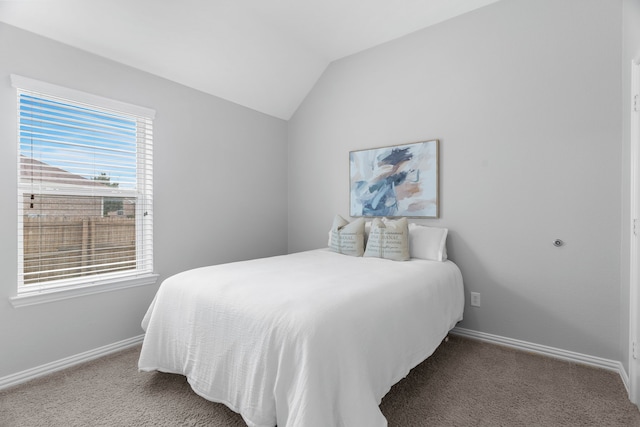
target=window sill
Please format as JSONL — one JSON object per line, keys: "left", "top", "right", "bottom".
{"left": 10, "top": 273, "right": 159, "bottom": 308}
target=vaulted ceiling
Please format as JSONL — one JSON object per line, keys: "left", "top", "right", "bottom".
{"left": 0, "top": 0, "right": 500, "bottom": 119}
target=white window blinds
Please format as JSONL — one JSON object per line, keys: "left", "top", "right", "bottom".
{"left": 12, "top": 75, "right": 154, "bottom": 292}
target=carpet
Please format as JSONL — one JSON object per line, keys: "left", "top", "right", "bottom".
{"left": 1, "top": 335, "right": 638, "bottom": 426}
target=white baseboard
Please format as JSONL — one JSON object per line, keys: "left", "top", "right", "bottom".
{"left": 450, "top": 327, "right": 631, "bottom": 396}
{"left": 0, "top": 334, "right": 144, "bottom": 391}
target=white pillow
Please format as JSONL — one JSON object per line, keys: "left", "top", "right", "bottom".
{"left": 364, "top": 220, "right": 372, "bottom": 242}
{"left": 408, "top": 223, "right": 448, "bottom": 261}
{"left": 364, "top": 217, "right": 410, "bottom": 261}
{"left": 328, "top": 215, "right": 365, "bottom": 256}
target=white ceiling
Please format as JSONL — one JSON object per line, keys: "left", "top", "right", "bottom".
{"left": 0, "top": 0, "right": 500, "bottom": 120}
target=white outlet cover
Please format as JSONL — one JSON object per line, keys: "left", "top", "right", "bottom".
{"left": 470, "top": 292, "right": 481, "bottom": 307}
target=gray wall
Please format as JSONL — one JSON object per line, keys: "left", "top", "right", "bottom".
{"left": 288, "top": 0, "right": 624, "bottom": 362}
{"left": 0, "top": 23, "right": 288, "bottom": 378}
{"left": 2, "top": 0, "right": 638, "bottom": 381}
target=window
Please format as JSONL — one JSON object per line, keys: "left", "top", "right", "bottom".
{"left": 11, "top": 75, "right": 156, "bottom": 306}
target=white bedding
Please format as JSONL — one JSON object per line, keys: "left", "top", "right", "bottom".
{"left": 138, "top": 249, "right": 464, "bottom": 427}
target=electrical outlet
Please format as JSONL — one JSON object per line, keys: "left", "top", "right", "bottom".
{"left": 470, "top": 292, "right": 481, "bottom": 307}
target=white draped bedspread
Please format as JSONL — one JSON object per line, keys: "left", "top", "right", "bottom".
{"left": 139, "top": 249, "right": 464, "bottom": 427}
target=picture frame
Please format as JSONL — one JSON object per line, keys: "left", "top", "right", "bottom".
{"left": 349, "top": 140, "right": 439, "bottom": 218}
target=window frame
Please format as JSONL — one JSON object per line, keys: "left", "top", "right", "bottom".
{"left": 10, "top": 75, "right": 157, "bottom": 307}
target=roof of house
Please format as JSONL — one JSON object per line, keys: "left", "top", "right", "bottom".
{"left": 20, "top": 156, "right": 113, "bottom": 189}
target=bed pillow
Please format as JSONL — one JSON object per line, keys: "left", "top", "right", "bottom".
{"left": 328, "top": 215, "right": 366, "bottom": 256}
{"left": 408, "top": 223, "right": 448, "bottom": 261}
{"left": 364, "top": 217, "right": 410, "bottom": 261}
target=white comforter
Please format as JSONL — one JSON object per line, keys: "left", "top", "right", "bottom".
{"left": 139, "top": 249, "right": 464, "bottom": 427}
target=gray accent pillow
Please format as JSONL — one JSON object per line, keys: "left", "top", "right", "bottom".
{"left": 364, "top": 217, "right": 410, "bottom": 261}
{"left": 328, "top": 215, "right": 365, "bottom": 256}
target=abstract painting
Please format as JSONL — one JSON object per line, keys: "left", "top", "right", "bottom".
{"left": 350, "top": 140, "right": 439, "bottom": 218}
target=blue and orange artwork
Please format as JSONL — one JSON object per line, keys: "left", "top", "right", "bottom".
{"left": 350, "top": 140, "right": 438, "bottom": 218}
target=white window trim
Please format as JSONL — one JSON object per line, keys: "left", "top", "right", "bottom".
{"left": 10, "top": 273, "right": 159, "bottom": 308}
{"left": 10, "top": 75, "right": 157, "bottom": 307}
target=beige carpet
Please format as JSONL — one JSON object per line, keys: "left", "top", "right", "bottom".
{"left": 1, "top": 336, "right": 639, "bottom": 426}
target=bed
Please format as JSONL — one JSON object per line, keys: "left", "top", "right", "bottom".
{"left": 139, "top": 225, "right": 464, "bottom": 427}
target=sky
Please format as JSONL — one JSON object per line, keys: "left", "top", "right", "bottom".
{"left": 19, "top": 92, "right": 138, "bottom": 190}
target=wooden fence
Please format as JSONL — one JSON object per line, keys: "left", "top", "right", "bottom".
{"left": 23, "top": 216, "right": 136, "bottom": 284}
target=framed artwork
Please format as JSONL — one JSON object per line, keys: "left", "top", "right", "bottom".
{"left": 349, "top": 140, "right": 439, "bottom": 218}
